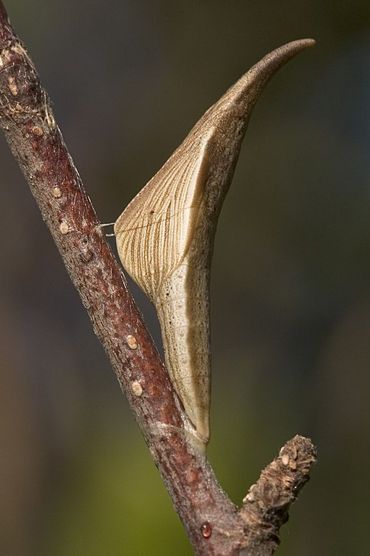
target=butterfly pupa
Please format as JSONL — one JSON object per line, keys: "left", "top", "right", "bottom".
{"left": 114, "top": 39, "right": 315, "bottom": 452}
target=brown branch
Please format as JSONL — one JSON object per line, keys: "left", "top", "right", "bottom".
{"left": 0, "top": 3, "right": 317, "bottom": 554}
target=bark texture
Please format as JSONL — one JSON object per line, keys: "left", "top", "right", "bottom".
{"left": 0, "top": 3, "right": 316, "bottom": 554}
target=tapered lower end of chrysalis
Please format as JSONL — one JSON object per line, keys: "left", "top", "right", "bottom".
{"left": 188, "top": 432, "right": 208, "bottom": 456}
{"left": 184, "top": 421, "right": 209, "bottom": 456}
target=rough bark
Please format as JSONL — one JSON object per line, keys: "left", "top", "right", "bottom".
{"left": 0, "top": 3, "right": 316, "bottom": 554}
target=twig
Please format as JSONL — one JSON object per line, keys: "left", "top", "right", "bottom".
{"left": 240, "top": 435, "right": 317, "bottom": 555}
{"left": 0, "top": 3, "right": 316, "bottom": 554}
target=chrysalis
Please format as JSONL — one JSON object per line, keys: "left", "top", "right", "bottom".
{"left": 114, "top": 40, "right": 314, "bottom": 451}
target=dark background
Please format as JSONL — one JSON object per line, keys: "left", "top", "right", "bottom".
{"left": 0, "top": 1, "right": 369, "bottom": 555}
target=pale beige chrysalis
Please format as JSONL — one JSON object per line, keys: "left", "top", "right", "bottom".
{"left": 115, "top": 40, "right": 315, "bottom": 451}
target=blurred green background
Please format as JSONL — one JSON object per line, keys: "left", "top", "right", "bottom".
{"left": 0, "top": 1, "right": 369, "bottom": 555}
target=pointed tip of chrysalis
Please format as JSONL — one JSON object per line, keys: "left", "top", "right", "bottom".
{"left": 216, "top": 38, "right": 316, "bottom": 112}
{"left": 251, "top": 37, "right": 316, "bottom": 78}
{"left": 258, "top": 38, "right": 316, "bottom": 62}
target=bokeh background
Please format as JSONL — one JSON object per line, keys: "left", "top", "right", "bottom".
{"left": 1, "top": 1, "right": 369, "bottom": 555}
